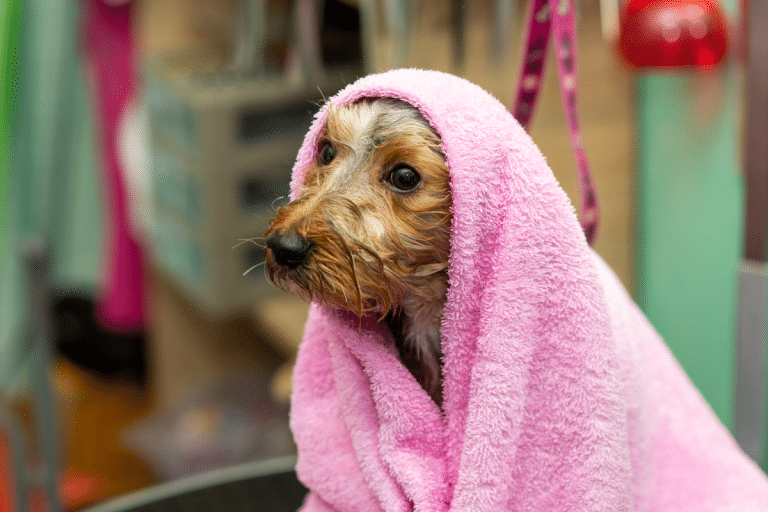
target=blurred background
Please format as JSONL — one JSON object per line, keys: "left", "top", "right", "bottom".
{"left": 0, "top": 0, "right": 759, "bottom": 509}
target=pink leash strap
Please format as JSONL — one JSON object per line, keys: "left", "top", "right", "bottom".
{"left": 512, "top": 0, "right": 599, "bottom": 246}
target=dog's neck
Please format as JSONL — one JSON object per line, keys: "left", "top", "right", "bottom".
{"left": 385, "top": 273, "right": 447, "bottom": 407}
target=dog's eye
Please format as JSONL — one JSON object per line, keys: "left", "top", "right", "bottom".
{"left": 318, "top": 142, "right": 335, "bottom": 165}
{"left": 388, "top": 166, "right": 421, "bottom": 192}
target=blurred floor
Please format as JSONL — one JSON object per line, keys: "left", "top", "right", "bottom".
{"left": 53, "top": 358, "right": 156, "bottom": 508}
{"left": 9, "top": 358, "right": 156, "bottom": 510}
{"left": 0, "top": 429, "right": 17, "bottom": 511}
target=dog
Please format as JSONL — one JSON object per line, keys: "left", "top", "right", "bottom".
{"left": 265, "top": 98, "right": 451, "bottom": 404}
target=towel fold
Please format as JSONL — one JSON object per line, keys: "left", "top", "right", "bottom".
{"left": 288, "top": 69, "right": 768, "bottom": 511}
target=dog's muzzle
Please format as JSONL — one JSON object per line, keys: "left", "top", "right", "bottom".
{"left": 266, "top": 229, "right": 313, "bottom": 269}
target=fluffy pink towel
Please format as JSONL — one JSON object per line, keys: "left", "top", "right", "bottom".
{"left": 288, "top": 69, "right": 768, "bottom": 511}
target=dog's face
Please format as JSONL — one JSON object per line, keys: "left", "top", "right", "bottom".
{"left": 265, "top": 98, "right": 452, "bottom": 321}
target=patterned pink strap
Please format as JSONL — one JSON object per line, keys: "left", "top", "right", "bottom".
{"left": 512, "top": 0, "right": 599, "bottom": 246}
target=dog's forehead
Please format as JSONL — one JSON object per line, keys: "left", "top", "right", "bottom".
{"left": 299, "top": 98, "right": 442, "bottom": 197}
{"left": 324, "top": 101, "right": 386, "bottom": 144}
{"left": 308, "top": 103, "right": 386, "bottom": 189}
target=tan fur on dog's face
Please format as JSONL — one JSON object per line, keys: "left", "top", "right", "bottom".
{"left": 265, "top": 98, "right": 452, "bottom": 395}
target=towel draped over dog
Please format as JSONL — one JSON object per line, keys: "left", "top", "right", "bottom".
{"left": 288, "top": 69, "right": 768, "bottom": 511}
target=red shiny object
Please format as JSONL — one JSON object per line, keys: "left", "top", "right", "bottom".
{"left": 618, "top": 0, "right": 729, "bottom": 68}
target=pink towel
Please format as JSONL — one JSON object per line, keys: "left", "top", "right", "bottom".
{"left": 288, "top": 69, "right": 768, "bottom": 511}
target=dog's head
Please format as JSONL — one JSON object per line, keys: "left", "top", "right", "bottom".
{"left": 265, "top": 98, "right": 452, "bottom": 319}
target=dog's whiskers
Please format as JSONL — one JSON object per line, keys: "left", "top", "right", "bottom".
{"left": 243, "top": 260, "right": 266, "bottom": 276}
{"left": 233, "top": 237, "right": 266, "bottom": 249}
{"left": 270, "top": 195, "right": 289, "bottom": 211}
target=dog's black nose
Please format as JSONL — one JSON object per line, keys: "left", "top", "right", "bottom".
{"left": 266, "top": 230, "right": 312, "bottom": 269}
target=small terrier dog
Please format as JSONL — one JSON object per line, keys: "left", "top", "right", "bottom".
{"left": 265, "top": 98, "right": 451, "bottom": 403}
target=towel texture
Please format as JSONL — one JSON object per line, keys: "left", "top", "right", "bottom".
{"left": 288, "top": 69, "right": 768, "bottom": 511}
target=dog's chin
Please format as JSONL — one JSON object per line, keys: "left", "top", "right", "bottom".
{"left": 267, "top": 257, "right": 393, "bottom": 319}
{"left": 266, "top": 262, "right": 316, "bottom": 305}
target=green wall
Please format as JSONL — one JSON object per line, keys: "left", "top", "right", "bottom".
{"left": 636, "top": 67, "right": 743, "bottom": 430}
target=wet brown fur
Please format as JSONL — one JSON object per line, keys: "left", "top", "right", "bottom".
{"left": 265, "top": 98, "right": 452, "bottom": 403}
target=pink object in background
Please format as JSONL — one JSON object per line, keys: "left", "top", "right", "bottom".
{"left": 84, "top": 0, "right": 146, "bottom": 331}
